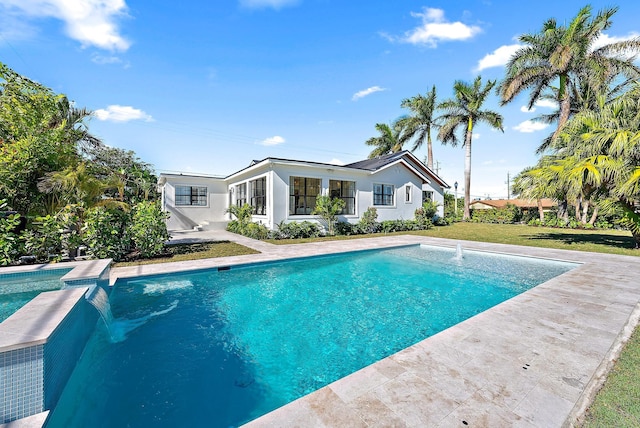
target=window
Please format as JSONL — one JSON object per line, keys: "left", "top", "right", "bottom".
{"left": 329, "top": 180, "right": 355, "bottom": 215}
{"left": 236, "top": 183, "right": 247, "bottom": 206}
{"left": 175, "top": 185, "right": 207, "bottom": 206}
{"left": 373, "top": 184, "right": 394, "bottom": 206}
{"left": 405, "top": 185, "right": 412, "bottom": 203}
{"left": 422, "top": 191, "right": 434, "bottom": 203}
{"left": 250, "top": 177, "right": 266, "bottom": 215}
{"left": 290, "top": 176, "right": 321, "bottom": 215}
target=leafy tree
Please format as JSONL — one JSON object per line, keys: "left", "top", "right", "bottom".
{"left": 0, "top": 63, "right": 83, "bottom": 215}
{"left": 438, "top": 76, "right": 504, "bottom": 220}
{"left": 312, "top": 195, "right": 346, "bottom": 235}
{"left": 84, "top": 145, "right": 158, "bottom": 203}
{"left": 498, "top": 5, "right": 640, "bottom": 140}
{"left": 365, "top": 123, "right": 402, "bottom": 158}
{"left": 397, "top": 85, "right": 439, "bottom": 169}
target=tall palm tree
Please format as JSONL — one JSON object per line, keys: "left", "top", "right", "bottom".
{"left": 498, "top": 5, "right": 640, "bottom": 139}
{"left": 397, "top": 85, "right": 438, "bottom": 169}
{"left": 365, "top": 122, "right": 402, "bottom": 159}
{"left": 438, "top": 76, "right": 504, "bottom": 220}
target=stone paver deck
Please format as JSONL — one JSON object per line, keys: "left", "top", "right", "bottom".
{"left": 111, "top": 233, "right": 640, "bottom": 427}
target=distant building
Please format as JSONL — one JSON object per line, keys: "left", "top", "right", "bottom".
{"left": 470, "top": 198, "right": 556, "bottom": 211}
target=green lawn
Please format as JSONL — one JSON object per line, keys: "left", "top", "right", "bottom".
{"left": 582, "top": 327, "right": 640, "bottom": 427}
{"left": 112, "top": 241, "right": 259, "bottom": 267}
{"left": 267, "top": 222, "right": 639, "bottom": 257}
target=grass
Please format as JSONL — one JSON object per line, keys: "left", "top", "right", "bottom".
{"left": 582, "top": 327, "right": 640, "bottom": 427}
{"left": 267, "top": 222, "right": 639, "bottom": 257}
{"left": 112, "top": 241, "right": 259, "bottom": 267}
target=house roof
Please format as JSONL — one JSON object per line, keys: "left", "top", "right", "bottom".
{"left": 223, "top": 151, "right": 450, "bottom": 188}
{"left": 469, "top": 198, "right": 556, "bottom": 209}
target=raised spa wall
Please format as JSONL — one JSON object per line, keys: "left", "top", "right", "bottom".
{"left": 0, "top": 260, "right": 111, "bottom": 425}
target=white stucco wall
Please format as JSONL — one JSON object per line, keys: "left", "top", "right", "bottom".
{"left": 161, "top": 155, "right": 448, "bottom": 232}
{"left": 161, "top": 175, "right": 227, "bottom": 230}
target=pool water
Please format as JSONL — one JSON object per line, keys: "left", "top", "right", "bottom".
{"left": 0, "top": 269, "right": 72, "bottom": 322}
{"left": 47, "top": 245, "right": 576, "bottom": 427}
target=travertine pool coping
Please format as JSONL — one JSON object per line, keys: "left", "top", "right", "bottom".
{"left": 110, "top": 235, "right": 640, "bottom": 427}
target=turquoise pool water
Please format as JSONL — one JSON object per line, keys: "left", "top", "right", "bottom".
{"left": 0, "top": 268, "right": 72, "bottom": 322}
{"left": 47, "top": 245, "right": 576, "bottom": 427}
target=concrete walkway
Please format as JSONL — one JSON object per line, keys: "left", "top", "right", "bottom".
{"left": 110, "top": 231, "right": 640, "bottom": 427}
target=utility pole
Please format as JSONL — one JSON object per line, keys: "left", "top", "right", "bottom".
{"left": 506, "top": 172, "right": 510, "bottom": 200}
{"left": 434, "top": 160, "right": 441, "bottom": 176}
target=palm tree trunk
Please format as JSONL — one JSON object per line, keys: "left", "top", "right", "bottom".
{"left": 581, "top": 199, "right": 589, "bottom": 224}
{"left": 537, "top": 199, "right": 544, "bottom": 221}
{"left": 427, "top": 134, "right": 433, "bottom": 170}
{"left": 588, "top": 205, "right": 599, "bottom": 225}
{"left": 463, "top": 124, "right": 473, "bottom": 221}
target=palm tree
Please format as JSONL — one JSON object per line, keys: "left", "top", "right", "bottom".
{"left": 365, "top": 122, "right": 402, "bottom": 158}
{"left": 498, "top": 5, "right": 640, "bottom": 139}
{"left": 438, "top": 76, "right": 504, "bottom": 220}
{"left": 397, "top": 85, "right": 438, "bottom": 169}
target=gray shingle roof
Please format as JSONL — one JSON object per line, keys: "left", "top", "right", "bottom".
{"left": 344, "top": 151, "right": 409, "bottom": 171}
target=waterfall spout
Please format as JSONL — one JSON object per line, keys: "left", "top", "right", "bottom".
{"left": 86, "top": 286, "right": 115, "bottom": 339}
{"left": 454, "top": 244, "right": 463, "bottom": 261}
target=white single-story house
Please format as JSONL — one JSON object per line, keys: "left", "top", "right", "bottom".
{"left": 158, "top": 151, "right": 449, "bottom": 231}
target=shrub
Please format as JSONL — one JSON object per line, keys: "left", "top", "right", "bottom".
{"left": 84, "top": 207, "right": 131, "bottom": 260}
{"left": 470, "top": 204, "right": 522, "bottom": 224}
{"left": 335, "top": 221, "right": 360, "bottom": 236}
{"left": 272, "top": 221, "right": 321, "bottom": 239}
{"left": 359, "top": 207, "right": 379, "bottom": 234}
{"left": 312, "top": 196, "right": 345, "bottom": 235}
{"left": 244, "top": 222, "right": 269, "bottom": 240}
{"left": 129, "top": 201, "right": 170, "bottom": 258}
{"left": 0, "top": 200, "right": 22, "bottom": 266}
{"left": 21, "top": 215, "right": 64, "bottom": 262}
{"left": 380, "top": 219, "right": 420, "bottom": 233}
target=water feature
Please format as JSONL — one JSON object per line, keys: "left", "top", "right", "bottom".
{"left": 47, "top": 245, "right": 577, "bottom": 428}
{"left": 454, "top": 243, "right": 463, "bottom": 261}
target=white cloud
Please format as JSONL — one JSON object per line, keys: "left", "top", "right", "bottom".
{"left": 473, "top": 133, "right": 480, "bottom": 140}
{"left": 534, "top": 99, "right": 558, "bottom": 109}
{"left": 593, "top": 32, "right": 640, "bottom": 51}
{"left": 239, "top": 0, "right": 299, "bottom": 9}
{"left": 475, "top": 44, "right": 521, "bottom": 71}
{"left": 513, "top": 120, "right": 549, "bottom": 133}
{"left": 328, "top": 158, "right": 344, "bottom": 165}
{"left": 520, "top": 99, "right": 558, "bottom": 112}
{"left": 393, "top": 7, "right": 481, "bottom": 47}
{"left": 1, "top": 0, "right": 130, "bottom": 51}
{"left": 94, "top": 105, "right": 153, "bottom": 122}
{"left": 260, "top": 135, "right": 285, "bottom": 146}
{"left": 352, "top": 86, "right": 386, "bottom": 101}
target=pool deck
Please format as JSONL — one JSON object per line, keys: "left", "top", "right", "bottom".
{"left": 110, "top": 231, "right": 640, "bottom": 428}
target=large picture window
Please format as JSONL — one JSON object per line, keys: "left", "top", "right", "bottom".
{"left": 290, "top": 176, "right": 321, "bottom": 215}
{"left": 236, "top": 183, "right": 247, "bottom": 206}
{"left": 373, "top": 184, "right": 394, "bottom": 206}
{"left": 250, "top": 177, "right": 266, "bottom": 215}
{"left": 329, "top": 180, "right": 355, "bottom": 215}
{"left": 175, "top": 185, "right": 207, "bottom": 206}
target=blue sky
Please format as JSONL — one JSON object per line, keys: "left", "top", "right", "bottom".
{"left": 1, "top": 0, "right": 639, "bottom": 199}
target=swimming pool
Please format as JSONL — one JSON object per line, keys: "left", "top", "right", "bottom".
{"left": 46, "top": 245, "right": 576, "bottom": 427}
{"left": 0, "top": 268, "right": 72, "bottom": 322}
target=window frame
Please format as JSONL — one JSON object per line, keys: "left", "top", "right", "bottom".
{"left": 329, "top": 179, "right": 356, "bottom": 215}
{"left": 175, "top": 185, "right": 208, "bottom": 206}
{"left": 250, "top": 177, "right": 266, "bottom": 215}
{"left": 422, "top": 190, "right": 434, "bottom": 203}
{"left": 236, "top": 183, "right": 247, "bottom": 207}
{"left": 289, "top": 176, "right": 321, "bottom": 215}
{"left": 373, "top": 183, "right": 394, "bottom": 206}
{"left": 405, "top": 185, "right": 412, "bottom": 203}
